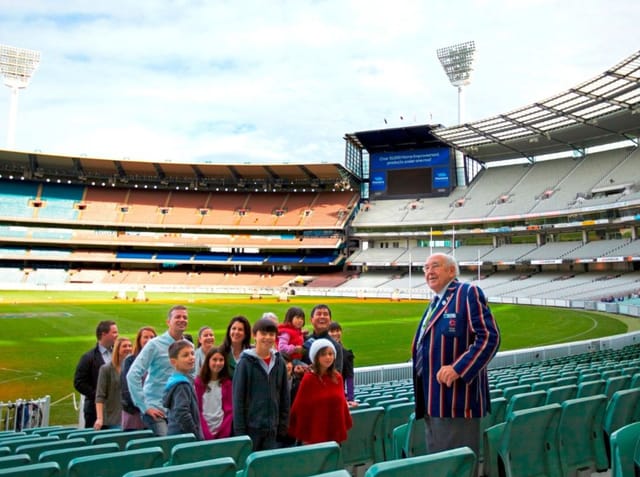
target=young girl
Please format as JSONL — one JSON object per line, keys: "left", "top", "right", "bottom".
{"left": 328, "top": 321, "right": 357, "bottom": 407}
{"left": 194, "top": 346, "right": 233, "bottom": 440}
{"left": 277, "top": 306, "right": 306, "bottom": 362}
{"left": 95, "top": 336, "right": 132, "bottom": 429}
{"left": 288, "top": 338, "right": 352, "bottom": 444}
{"left": 194, "top": 326, "right": 215, "bottom": 375}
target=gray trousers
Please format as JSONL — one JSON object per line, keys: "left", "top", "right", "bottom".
{"left": 424, "top": 416, "right": 480, "bottom": 474}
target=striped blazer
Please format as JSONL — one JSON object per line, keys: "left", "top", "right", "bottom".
{"left": 412, "top": 279, "right": 500, "bottom": 419}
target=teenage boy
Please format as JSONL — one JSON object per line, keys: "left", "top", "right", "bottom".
{"left": 163, "top": 339, "right": 203, "bottom": 439}
{"left": 232, "top": 318, "right": 290, "bottom": 451}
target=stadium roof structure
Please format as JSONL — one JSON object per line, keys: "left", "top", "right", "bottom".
{"left": 432, "top": 49, "right": 640, "bottom": 163}
{"left": 344, "top": 124, "right": 448, "bottom": 154}
{"left": 0, "top": 148, "right": 357, "bottom": 192}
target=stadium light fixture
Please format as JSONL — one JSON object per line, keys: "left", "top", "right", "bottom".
{"left": 436, "top": 40, "right": 476, "bottom": 124}
{"left": 437, "top": 41, "right": 476, "bottom": 187}
{"left": 0, "top": 44, "right": 41, "bottom": 148}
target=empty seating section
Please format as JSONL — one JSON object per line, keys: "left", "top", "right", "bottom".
{"left": 162, "top": 191, "right": 210, "bottom": 225}
{"left": 121, "top": 190, "right": 170, "bottom": 225}
{"left": 37, "top": 183, "right": 84, "bottom": 221}
{"left": 79, "top": 188, "right": 129, "bottom": 223}
{"left": 0, "top": 180, "right": 38, "bottom": 219}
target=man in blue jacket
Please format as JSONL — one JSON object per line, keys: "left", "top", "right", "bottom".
{"left": 412, "top": 253, "right": 500, "bottom": 459}
{"left": 127, "top": 305, "right": 189, "bottom": 436}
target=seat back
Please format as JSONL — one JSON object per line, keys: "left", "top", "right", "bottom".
{"left": 0, "top": 454, "right": 31, "bottom": 470}
{"left": 497, "top": 404, "right": 562, "bottom": 477}
{"left": 557, "top": 394, "right": 608, "bottom": 476}
{"left": 506, "top": 390, "right": 547, "bottom": 417}
{"left": 15, "top": 438, "right": 86, "bottom": 462}
{"left": 169, "top": 435, "right": 252, "bottom": 469}
{"left": 0, "top": 436, "right": 60, "bottom": 452}
{"left": 125, "top": 433, "right": 196, "bottom": 460}
{"left": 121, "top": 456, "right": 236, "bottom": 477}
{"left": 545, "top": 385, "right": 577, "bottom": 405}
{"left": 610, "top": 422, "right": 640, "bottom": 477}
{"left": 363, "top": 446, "right": 476, "bottom": 477}
{"left": 603, "top": 388, "right": 640, "bottom": 447}
{"left": 0, "top": 461, "right": 60, "bottom": 477}
{"left": 91, "top": 430, "right": 154, "bottom": 450}
{"left": 605, "top": 376, "right": 631, "bottom": 399}
{"left": 381, "top": 402, "right": 414, "bottom": 461}
{"left": 577, "top": 379, "right": 606, "bottom": 398}
{"left": 241, "top": 441, "right": 343, "bottom": 477}
{"left": 38, "top": 443, "right": 120, "bottom": 470}
{"left": 67, "top": 447, "right": 164, "bottom": 477}
{"left": 341, "top": 406, "right": 385, "bottom": 466}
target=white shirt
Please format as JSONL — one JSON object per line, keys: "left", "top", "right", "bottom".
{"left": 202, "top": 380, "right": 224, "bottom": 435}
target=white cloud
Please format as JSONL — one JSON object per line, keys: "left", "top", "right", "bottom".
{"left": 0, "top": 0, "right": 638, "bottom": 163}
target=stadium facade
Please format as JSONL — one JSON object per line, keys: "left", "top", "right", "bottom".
{"left": 0, "top": 49, "right": 639, "bottom": 315}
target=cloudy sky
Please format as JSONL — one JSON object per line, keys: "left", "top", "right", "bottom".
{"left": 0, "top": 0, "right": 638, "bottom": 164}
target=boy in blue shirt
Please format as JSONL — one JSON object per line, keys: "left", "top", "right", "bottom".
{"left": 163, "top": 339, "right": 203, "bottom": 439}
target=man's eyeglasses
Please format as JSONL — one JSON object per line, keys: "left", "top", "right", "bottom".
{"left": 422, "top": 263, "right": 443, "bottom": 273}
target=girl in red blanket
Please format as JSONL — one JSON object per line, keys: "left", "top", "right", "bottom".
{"left": 288, "top": 338, "right": 352, "bottom": 444}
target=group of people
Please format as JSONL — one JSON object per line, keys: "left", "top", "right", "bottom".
{"left": 73, "top": 303, "right": 356, "bottom": 450}
{"left": 73, "top": 253, "right": 501, "bottom": 464}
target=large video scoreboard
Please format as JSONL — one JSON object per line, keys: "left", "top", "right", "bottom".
{"left": 369, "top": 147, "right": 454, "bottom": 199}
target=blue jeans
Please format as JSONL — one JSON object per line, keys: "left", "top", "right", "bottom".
{"left": 142, "top": 413, "right": 168, "bottom": 437}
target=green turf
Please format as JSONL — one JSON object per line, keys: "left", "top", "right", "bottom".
{"left": 0, "top": 290, "right": 633, "bottom": 425}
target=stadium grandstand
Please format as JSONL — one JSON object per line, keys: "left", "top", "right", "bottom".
{"left": 3, "top": 45, "right": 640, "bottom": 477}
{"left": 4, "top": 50, "right": 640, "bottom": 316}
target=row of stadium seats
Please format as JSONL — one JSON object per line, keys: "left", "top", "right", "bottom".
{"left": 0, "top": 180, "right": 358, "bottom": 229}
{"left": 354, "top": 146, "right": 640, "bottom": 225}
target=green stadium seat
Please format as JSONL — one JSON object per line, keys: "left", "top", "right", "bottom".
{"left": 0, "top": 461, "right": 60, "bottom": 477}
{"left": 545, "top": 384, "right": 577, "bottom": 405}
{"left": 65, "top": 428, "right": 122, "bottom": 441}
{"left": 557, "top": 394, "right": 608, "bottom": 475}
{"left": 38, "top": 443, "right": 120, "bottom": 470}
{"left": 605, "top": 375, "right": 631, "bottom": 399}
{"left": 0, "top": 446, "right": 10, "bottom": 457}
{"left": 67, "top": 447, "right": 164, "bottom": 477}
{"left": 496, "top": 404, "right": 562, "bottom": 477}
{"left": 391, "top": 412, "right": 426, "bottom": 460}
{"left": 380, "top": 402, "right": 414, "bottom": 460}
{"left": 531, "top": 380, "right": 557, "bottom": 392}
{"left": 0, "top": 436, "right": 59, "bottom": 453}
{"left": 603, "top": 388, "right": 640, "bottom": 463}
{"left": 124, "top": 433, "right": 196, "bottom": 461}
{"left": 239, "top": 441, "right": 343, "bottom": 477}
{"left": 168, "top": 435, "right": 252, "bottom": 469}
{"left": 0, "top": 454, "right": 31, "bottom": 470}
{"left": 364, "top": 446, "right": 476, "bottom": 477}
{"left": 502, "top": 384, "right": 531, "bottom": 402}
{"left": 15, "top": 437, "right": 86, "bottom": 462}
{"left": 341, "top": 406, "right": 385, "bottom": 467}
{"left": 576, "top": 379, "right": 605, "bottom": 398}
{"left": 505, "top": 390, "right": 547, "bottom": 417}
{"left": 91, "top": 429, "right": 154, "bottom": 450}
{"left": 610, "top": 422, "right": 640, "bottom": 477}
{"left": 122, "top": 456, "right": 236, "bottom": 477}
{"left": 25, "top": 426, "right": 65, "bottom": 436}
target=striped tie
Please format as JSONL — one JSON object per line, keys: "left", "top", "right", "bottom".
{"left": 415, "top": 296, "right": 439, "bottom": 377}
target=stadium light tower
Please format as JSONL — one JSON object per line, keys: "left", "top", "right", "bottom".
{"left": 0, "top": 44, "right": 41, "bottom": 149}
{"left": 437, "top": 40, "right": 476, "bottom": 187}
{"left": 436, "top": 40, "right": 476, "bottom": 124}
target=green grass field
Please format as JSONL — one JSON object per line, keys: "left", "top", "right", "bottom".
{"left": 0, "top": 290, "right": 637, "bottom": 425}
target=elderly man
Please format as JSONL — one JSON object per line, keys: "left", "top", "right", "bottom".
{"left": 412, "top": 253, "right": 500, "bottom": 460}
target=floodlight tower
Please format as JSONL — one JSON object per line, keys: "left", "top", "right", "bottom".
{"left": 436, "top": 40, "right": 476, "bottom": 187}
{"left": 0, "top": 44, "right": 41, "bottom": 149}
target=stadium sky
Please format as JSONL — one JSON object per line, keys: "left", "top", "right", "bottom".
{"left": 0, "top": 0, "right": 638, "bottom": 165}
